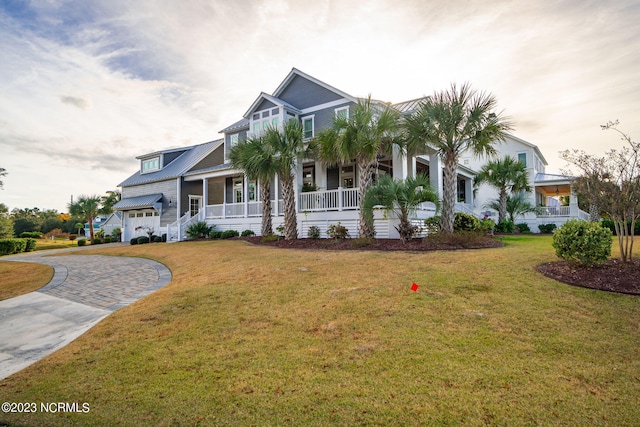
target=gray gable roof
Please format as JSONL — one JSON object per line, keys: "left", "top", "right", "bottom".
{"left": 119, "top": 139, "right": 223, "bottom": 187}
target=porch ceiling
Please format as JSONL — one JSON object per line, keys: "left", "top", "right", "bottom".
{"left": 536, "top": 183, "right": 571, "bottom": 196}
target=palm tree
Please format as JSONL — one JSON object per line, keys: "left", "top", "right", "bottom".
{"left": 0, "top": 167, "right": 6, "bottom": 189}
{"left": 100, "top": 190, "right": 121, "bottom": 215}
{"left": 487, "top": 192, "right": 536, "bottom": 224}
{"left": 229, "top": 134, "right": 278, "bottom": 237}
{"left": 315, "top": 96, "right": 401, "bottom": 238}
{"left": 263, "top": 119, "right": 312, "bottom": 240}
{"left": 362, "top": 173, "right": 439, "bottom": 243}
{"left": 474, "top": 155, "right": 530, "bottom": 224}
{"left": 68, "top": 195, "right": 101, "bottom": 241}
{"left": 404, "top": 83, "right": 512, "bottom": 233}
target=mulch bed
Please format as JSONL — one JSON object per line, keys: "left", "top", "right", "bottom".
{"left": 537, "top": 258, "right": 640, "bottom": 295}
{"left": 237, "top": 235, "right": 504, "bottom": 252}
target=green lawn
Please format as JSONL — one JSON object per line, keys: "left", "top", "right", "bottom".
{"left": 1, "top": 236, "right": 638, "bottom": 426}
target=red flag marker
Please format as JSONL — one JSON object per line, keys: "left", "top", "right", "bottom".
{"left": 411, "top": 282, "right": 419, "bottom": 292}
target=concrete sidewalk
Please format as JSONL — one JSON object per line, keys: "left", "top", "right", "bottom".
{"left": 0, "top": 247, "right": 172, "bottom": 380}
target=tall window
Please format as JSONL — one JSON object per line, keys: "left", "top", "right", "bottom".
{"left": 335, "top": 106, "right": 349, "bottom": 120}
{"left": 302, "top": 116, "right": 314, "bottom": 140}
{"left": 518, "top": 153, "right": 527, "bottom": 167}
{"left": 230, "top": 134, "right": 239, "bottom": 147}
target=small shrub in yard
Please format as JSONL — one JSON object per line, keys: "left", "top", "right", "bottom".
{"left": 153, "top": 236, "right": 162, "bottom": 243}
{"left": 307, "top": 226, "right": 321, "bottom": 239}
{"left": 552, "top": 220, "right": 612, "bottom": 267}
{"left": 478, "top": 218, "right": 496, "bottom": 235}
{"left": 137, "top": 236, "right": 150, "bottom": 244}
{"left": 221, "top": 230, "right": 239, "bottom": 239}
{"left": 538, "top": 223, "right": 557, "bottom": 234}
{"left": 495, "top": 219, "right": 514, "bottom": 233}
{"left": 130, "top": 238, "right": 139, "bottom": 245}
{"left": 20, "top": 231, "right": 42, "bottom": 239}
{"left": 103, "top": 236, "right": 112, "bottom": 243}
{"left": 327, "top": 222, "right": 350, "bottom": 239}
{"left": 186, "top": 221, "right": 213, "bottom": 239}
{"left": 261, "top": 234, "right": 279, "bottom": 243}
{"left": 516, "top": 223, "right": 531, "bottom": 233}
{"left": 209, "top": 231, "right": 222, "bottom": 239}
{"left": 77, "top": 239, "right": 87, "bottom": 247}
{"left": 424, "top": 216, "right": 441, "bottom": 234}
{"left": 161, "top": 233, "right": 167, "bottom": 242}
{"left": 92, "top": 238, "right": 103, "bottom": 245}
{"left": 241, "top": 230, "right": 255, "bottom": 237}
{"left": 453, "top": 212, "right": 480, "bottom": 232}
{"left": 24, "top": 238, "right": 37, "bottom": 252}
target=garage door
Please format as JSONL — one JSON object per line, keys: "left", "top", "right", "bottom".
{"left": 123, "top": 210, "right": 161, "bottom": 241}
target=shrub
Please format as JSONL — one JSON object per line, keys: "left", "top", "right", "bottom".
{"left": 478, "top": 219, "right": 496, "bottom": 234}
{"left": 137, "top": 236, "right": 150, "bottom": 244}
{"left": 92, "top": 238, "right": 103, "bottom": 245}
{"left": 350, "top": 237, "right": 374, "bottom": 248}
{"left": 111, "top": 227, "right": 122, "bottom": 240}
{"left": 69, "top": 234, "right": 77, "bottom": 241}
{"left": 515, "top": 223, "right": 531, "bottom": 233}
{"left": 327, "top": 222, "right": 350, "bottom": 239}
{"left": 275, "top": 225, "right": 285, "bottom": 237}
{"left": 453, "top": 212, "right": 480, "bottom": 232}
{"left": 261, "top": 234, "right": 279, "bottom": 243}
{"left": 77, "top": 239, "right": 87, "bottom": 247}
{"left": 161, "top": 233, "right": 167, "bottom": 242}
{"left": 424, "top": 216, "right": 441, "bottom": 234}
{"left": 552, "top": 220, "right": 612, "bottom": 267}
{"left": 601, "top": 218, "right": 640, "bottom": 235}
{"left": 538, "top": 223, "right": 557, "bottom": 234}
{"left": 307, "top": 226, "right": 321, "bottom": 239}
{"left": 209, "top": 231, "right": 222, "bottom": 239}
{"left": 221, "top": 229, "right": 240, "bottom": 239}
{"left": 153, "top": 236, "right": 163, "bottom": 243}
{"left": 130, "top": 238, "right": 139, "bottom": 245}
{"left": 241, "top": 230, "right": 255, "bottom": 237}
{"left": 25, "top": 238, "right": 37, "bottom": 252}
{"left": 186, "top": 221, "right": 213, "bottom": 239}
{"left": 103, "top": 236, "right": 112, "bottom": 243}
{"left": 20, "top": 231, "right": 43, "bottom": 239}
{"left": 425, "top": 231, "right": 496, "bottom": 249}
{"left": 13, "top": 239, "right": 27, "bottom": 253}
{"left": 495, "top": 219, "right": 514, "bottom": 233}
{"left": 0, "top": 239, "right": 18, "bottom": 255}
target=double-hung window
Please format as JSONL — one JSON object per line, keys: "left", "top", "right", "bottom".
{"left": 302, "top": 116, "right": 314, "bottom": 140}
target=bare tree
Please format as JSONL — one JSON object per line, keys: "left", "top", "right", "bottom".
{"left": 560, "top": 121, "right": 640, "bottom": 262}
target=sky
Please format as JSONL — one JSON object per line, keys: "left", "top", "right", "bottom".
{"left": 0, "top": 0, "right": 638, "bottom": 212}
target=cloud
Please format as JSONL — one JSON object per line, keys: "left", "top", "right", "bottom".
{"left": 60, "top": 95, "right": 91, "bottom": 110}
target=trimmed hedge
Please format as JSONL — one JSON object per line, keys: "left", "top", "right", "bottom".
{"left": 130, "top": 238, "right": 139, "bottom": 245}
{"left": 220, "top": 230, "right": 239, "bottom": 240}
{"left": 77, "top": 239, "right": 87, "bottom": 246}
{"left": 137, "top": 236, "right": 150, "bottom": 244}
{"left": 20, "top": 231, "right": 43, "bottom": 239}
{"left": 0, "top": 238, "right": 37, "bottom": 255}
{"left": 538, "top": 223, "right": 557, "bottom": 234}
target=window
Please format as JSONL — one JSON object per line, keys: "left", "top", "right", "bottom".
{"left": 230, "top": 134, "right": 239, "bottom": 147}
{"left": 340, "top": 165, "right": 355, "bottom": 188}
{"left": 248, "top": 181, "right": 256, "bottom": 201}
{"left": 252, "top": 122, "right": 260, "bottom": 135}
{"left": 145, "top": 212, "right": 153, "bottom": 217}
{"left": 189, "top": 196, "right": 202, "bottom": 217}
{"left": 233, "top": 178, "right": 243, "bottom": 203}
{"left": 518, "top": 153, "right": 527, "bottom": 167}
{"left": 302, "top": 116, "right": 314, "bottom": 139}
{"left": 335, "top": 106, "right": 349, "bottom": 120}
{"left": 142, "top": 157, "right": 160, "bottom": 173}
{"left": 271, "top": 117, "right": 279, "bottom": 128}
{"left": 129, "top": 213, "right": 136, "bottom": 218}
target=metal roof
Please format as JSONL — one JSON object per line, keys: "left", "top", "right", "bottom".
{"left": 118, "top": 139, "right": 223, "bottom": 187}
{"left": 391, "top": 97, "right": 429, "bottom": 114}
{"left": 535, "top": 172, "right": 574, "bottom": 183}
{"left": 113, "top": 194, "right": 163, "bottom": 211}
{"left": 219, "top": 118, "right": 249, "bottom": 133}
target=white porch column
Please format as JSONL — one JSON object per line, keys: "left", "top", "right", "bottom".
{"left": 392, "top": 144, "right": 408, "bottom": 180}
{"left": 315, "top": 161, "right": 326, "bottom": 190}
{"left": 569, "top": 185, "right": 578, "bottom": 218}
{"left": 244, "top": 174, "right": 249, "bottom": 218}
{"left": 202, "top": 178, "right": 208, "bottom": 214}
{"left": 465, "top": 177, "right": 473, "bottom": 206}
{"left": 429, "top": 153, "right": 443, "bottom": 200}
{"left": 176, "top": 178, "right": 182, "bottom": 220}
{"left": 294, "top": 160, "right": 303, "bottom": 212}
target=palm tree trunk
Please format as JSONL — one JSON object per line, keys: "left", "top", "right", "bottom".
{"left": 281, "top": 174, "right": 297, "bottom": 240}
{"left": 441, "top": 154, "right": 457, "bottom": 233}
{"left": 89, "top": 217, "right": 95, "bottom": 241}
{"left": 260, "top": 182, "right": 273, "bottom": 236}
{"left": 498, "top": 189, "right": 508, "bottom": 224}
{"left": 357, "top": 158, "right": 375, "bottom": 238}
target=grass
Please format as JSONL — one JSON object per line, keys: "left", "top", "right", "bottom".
{"left": 0, "top": 236, "right": 639, "bottom": 426}
{"left": 34, "top": 238, "right": 81, "bottom": 251}
{"left": 0, "top": 262, "right": 53, "bottom": 301}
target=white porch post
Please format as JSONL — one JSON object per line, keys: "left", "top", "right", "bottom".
{"left": 315, "top": 160, "right": 326, "bottom": 190}
{"left": 465, "top": 177, "right": 473, "bottom": 206}
{"left": 392, "top": 145, "right": 408, "bottom": 180}
{"left": 202, "top": 178, "right": 208, "bottom": 216}
{"left": 244, "top": 174, "right": 249, "bottom": 218}
{"left": 429, "top": 153, "right": 443, "bottom": 200}
{"left": 569, "top": 185, "right": 578, "bottom": 218}
{"left": 222, "top": 178, "right": 227, "bottom": 219}
{"left": 294, "top": 160, "right": 303, "bottom": 213}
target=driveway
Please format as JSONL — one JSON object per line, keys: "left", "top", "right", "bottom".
{"left": 0, "top": 246, "right": 172, "bottom": 380}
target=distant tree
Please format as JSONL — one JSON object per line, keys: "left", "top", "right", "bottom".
{"left": 13, "top": 217, "right": 41, "bottom": 236}
{"left": 41, "top": 217, "right": 64, "bottom": 234}
{"left": 0, "top": 203, "right": 8, "bottom": 216}
{"left": 100, "top": 190, "right": 121, "bottom": 215}
{"left": 0, "top": 203, "right": 12, "bottom": 238}
{"left": 560, "top": 120, "right": 640, "bottom": 263}
{"left": 315, "top": 96, "right": 402, "bottom": 238}
{"left": 74, "top": 222, "right": 84, "bottom": 236}
{"left": 0, "top": 167, "right": 6, "bottom": 189}
{"left": 404, "top": 83, "right": 512, "bottom": 233}
{"left": 362, "top": 173, "right": 439, "bottom": 243}
{"left": 475, "top": 155, "right": 531, "bottom": 224}
{"left": 68, "top": 195, "right": 102, "bottom": 241}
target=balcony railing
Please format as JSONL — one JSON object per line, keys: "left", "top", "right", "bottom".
{"left": 299, "top": 187, "right": 359, "bottom": 212}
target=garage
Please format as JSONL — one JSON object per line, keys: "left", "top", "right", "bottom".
{"left": 112, "top": 194, "right": 163, "bottom": 242}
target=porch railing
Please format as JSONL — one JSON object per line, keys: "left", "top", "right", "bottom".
{"left": 299, "top": 187, "right": 360, "bottom": 212}
{"left": 203, "top": 200, "right": 283, "bottom": 219}
{"left": 537, "top": 205, "right": 590, "bottom": 220}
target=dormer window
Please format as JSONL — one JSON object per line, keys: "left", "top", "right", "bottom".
{"left": 142, "top": 156, "right": 160, "bottom": 173}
